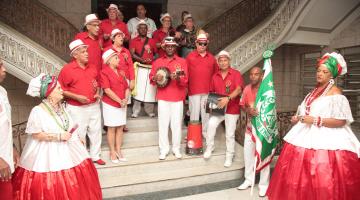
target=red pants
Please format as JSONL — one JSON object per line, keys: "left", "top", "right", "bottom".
{"left": 0, "top": 180, "right": 13, "bottom": 200}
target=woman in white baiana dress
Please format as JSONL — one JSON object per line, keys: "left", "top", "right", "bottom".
{"left": 267, "top": 52, "right": 360, "bottom": 200}
{"left": 12, "top": 74, "right": 102, "bottom": 200}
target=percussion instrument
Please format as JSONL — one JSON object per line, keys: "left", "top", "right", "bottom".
{"left": 206, "top": 93, "right": 226, "bottom": 115}
{"left": 155, "top": 67, "right": 171, "bottom": 88}
{"left": 186, "top": 120, "right": 203, "bottom": 155}
{"left": 132, "top": 62, "right": 157, "bottom": 103}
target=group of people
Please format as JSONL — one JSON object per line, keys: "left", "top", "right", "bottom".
{"left": 0, "top": 3, "right": 359, "bottom": 200}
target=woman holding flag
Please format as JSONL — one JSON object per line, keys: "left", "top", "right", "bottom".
{"left": 12, "top": 74, "right": 102, "bottom": 200}
{"left": 267, "top": 52, "right": 360, "bottom": 199}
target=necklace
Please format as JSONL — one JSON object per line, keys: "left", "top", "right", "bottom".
{"left": 42, "top": 100, "right": 70, "bottom": 131}
{"left": 304, "top": 79, "right": 334, "bottom": 115}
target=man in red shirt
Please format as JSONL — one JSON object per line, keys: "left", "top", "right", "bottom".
{"left": 152, "top": 13, "right": 178, "bottom": 58}
{"left": 129, "top": 20, "right": 157, "bottom": 118}
{"left": 204, "top": 50, "right": 244, "bottom": 168}
{"left": 99, "top": 4, "right": 130, "bottom": 48}
{"left": 58, "top": 39, "right": 105, "bottom": 165}
{"left": 237, "top": 66, "right": 269, "bottom": 197}
{"left": 75, "top": 14, "right": 102, "bottom": 72}
{"left": 186, "top": 33, "right": 217, "bottom": 136}
{"left": 149, "top": 37, "right": 188, "bottom": 160}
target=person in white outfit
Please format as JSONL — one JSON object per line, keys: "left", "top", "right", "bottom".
{"left": 203, "top": 50, "right": 244, "bottom": 168}
{"left": 237, "top": 66, "right": 270, "bottom": 197}
{"left": 127, "top": 4, "right": 157, "bottom": 39}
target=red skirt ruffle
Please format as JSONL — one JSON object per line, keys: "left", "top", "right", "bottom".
{"left": 12, "top": 159, "right": 102, "bottom": 200}
{"left": 267, "top": 142, "right": 360, "bottom": 200}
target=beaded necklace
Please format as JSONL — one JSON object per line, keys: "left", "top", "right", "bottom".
{"left": 304, "top": 79, "right": 334, "bottom": 115}
{"left": 42, "top": 100, "right": 70, "bottom": 131}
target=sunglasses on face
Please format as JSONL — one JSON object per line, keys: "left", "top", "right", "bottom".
{"left": 198, "top": 43, "right": 208, "bottom": 46}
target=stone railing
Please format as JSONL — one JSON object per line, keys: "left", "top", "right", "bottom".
{"left": 0, "top": 0, "right": 78, "bottom": 61}
{"left": 235, "top": 111, "right": 295, "bottom": 155}
{"left": 202, "top": 0, "right": 282, "bottom": 54}
{"left": 0, "top": 21, "right": 65, "bottom": 83}
{"left": 225, "top": 0, "right": 314, "bottom": 73}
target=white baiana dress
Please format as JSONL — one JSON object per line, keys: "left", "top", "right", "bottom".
{"left": 12, "top": 104, "right": 102, "bottom": 200}
{"left": 267, "top": 94, "right": 360, "bottom": 200}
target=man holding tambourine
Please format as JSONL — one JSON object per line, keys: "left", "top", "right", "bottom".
{"left": 204, "top": 50, "right": 244, "bottom": 168}
{"left": 149, "top": 36, "right": 188, "bottom": 160}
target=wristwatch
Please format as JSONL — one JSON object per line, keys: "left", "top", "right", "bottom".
{"left": 227, "top": 96, "right": 231, "bottom": 101}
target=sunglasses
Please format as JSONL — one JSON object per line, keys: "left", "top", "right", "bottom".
{"left": 198, "top": 42, "right": 208, "bottom": 46}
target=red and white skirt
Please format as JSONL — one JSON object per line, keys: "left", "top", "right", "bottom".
{"left": 267, "top": 142, "right": 360, "bottom": 200}
{"left": 12, "top": 159, "right": 102, "bottom": 200}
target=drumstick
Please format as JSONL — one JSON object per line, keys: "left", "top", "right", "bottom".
{"left": 69, "top": 124, "right": 79, "bottom": 134}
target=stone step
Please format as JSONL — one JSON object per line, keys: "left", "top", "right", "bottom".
{"left": 125, "top": 116, "right": 159, "bottom": 132}
{"left": 100, "top": 144, "right": 244, "bottom": 198}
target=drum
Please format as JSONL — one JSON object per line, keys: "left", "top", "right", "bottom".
{"left": 186, "top": 120, "right": 203, "bottom": 155}
{"left": 206, "top": 93, "right": 226, "bottom": 115}
{"left": 155, "top": 67, "right": 171, "bottom": 88}
{"left": 132, "top": 62, "right": 157, "bottom": 103}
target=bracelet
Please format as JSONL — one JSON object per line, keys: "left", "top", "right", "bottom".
{"left": 316, "top": 116, "right": 320, "bottom": 127}
{"left": 318, "top": 117, "right": 323, "bottom": 127}
{"left": 300, "top": 116, "right": 304, "bottom": 123}
{"left": 313, "top": 117, "right": 318, "bottom": 126}
{"left": 59, "top": 133, "right": 62, "bottom": 141}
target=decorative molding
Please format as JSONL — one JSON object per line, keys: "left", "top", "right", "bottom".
{"left": 225, "top": 0, "right": 313, "bottom": 73}
{"left": 0, "top": 21, "right": 65, "bottom": 83}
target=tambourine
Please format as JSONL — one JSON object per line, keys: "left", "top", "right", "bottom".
{"left": 155, "top": 67, "right": 171, "bottom": 88}
{"left": 206, "top": 93, "right": 226, "bottom": 115}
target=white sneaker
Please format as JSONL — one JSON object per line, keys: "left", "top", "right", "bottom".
{"left": 237, "top": 180, "right": 252, "bottom": 190}
{"left": 131, "top": 113, "right": 138, "bottom": 118}
{"left": 173, "top": 151, "right": 182, "bottom": 159}
{"left": 258, "top": 187, "right": 267, "bottom": 197}
{"left": 118, "top": 157, "right": 127, "bottom": 162}
{"left": 203, "top": 148, "right": 213, "bottom": 159}
{"left": 111, "top": 159, "right": 119, "bottom": 164}
{"left": 159, "top": 153, "right": 168, "bottom": 160}
{"left": 149, "top": 113, "right": 156, "bottom": 118}
{"left": 224, "top": 158, "right": 233, "bottom": 167}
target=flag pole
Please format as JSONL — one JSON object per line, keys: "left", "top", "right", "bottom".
{"left": 250, "top": 156, "right": 257, "bottom": 196}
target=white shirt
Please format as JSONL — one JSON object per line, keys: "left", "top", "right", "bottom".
{"left": 127, "top": 17, "right": 157, "bottom": 39}
{"left": 0, "top": 86, "right": 14, "bottom": 173}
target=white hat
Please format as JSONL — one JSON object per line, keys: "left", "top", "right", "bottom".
{"left": 163, "top": 36, "right": 178, "bottom": 46}
{"left": 183, "top": 14, "right": 193, "bottom": 23}
{"left": 69, "top": 39, "right": 88, "bottom": 56}
{"left": 26, "top": 73, "right": 45, "bottom": 97}
{"left": 106, "top": 4, "right": 119, "bottom": 12}
{"left": 196, "top": 33, "right": 208, "bottom": 42}
{"left": 136, "top": 19, "right": 148, "bottom": 29}
{"left": 160, "top": 13, "right": 171, "bottom": 22}
{"left": 217, "top": 50, "right": 231, "bottom": 60}
{"left": 111, "top": 28, "right": 125, "bottom": 40}
{"left": 102, "top": 49, "right": 117, "bottom": 64}
{"left": 84, "top": 14, "right": 100, "bottom": 26}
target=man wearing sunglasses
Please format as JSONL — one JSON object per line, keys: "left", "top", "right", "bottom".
{"left": 186, "top": 33, "right": 218, "bottom": 138}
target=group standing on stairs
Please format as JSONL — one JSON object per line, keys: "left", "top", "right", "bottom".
{"left": 1, "top": 2, "right": 360, "bottom": 200}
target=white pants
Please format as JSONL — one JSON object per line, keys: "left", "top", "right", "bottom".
{"left": 132, "top": 100, "right": 155, "bottom": 116}
{"left": 158, "top": 100, "right": 183, "bottom": 154}
{"left": 189, "top": 94, "right": 209, "bottom": 134}
{"left": 243, "top": 132, "right": 270, "bottom": 190}
{"left": 67, "top": 103, "right": 102, "bottom": 161}
{"left": 206, "top": 114, "right": 239, "bottom": 157}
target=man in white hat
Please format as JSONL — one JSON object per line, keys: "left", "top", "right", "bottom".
{"left": 99, "top": 4, "right": 130, "bottom": 48}
{"left": 179, "top": 13, "right": 197, "bottom": 58}
{"left": 129, "top": 20, "right": 157, "bottom": 118}
{"left": 127, "top": 4, "right": 157, "bottom": 39}
{"left": 204, "top": 50, "right": 244, "bottom": 168}
{"left": 149, "top": 37, "right": 188, "bottom": 160}
{"left": 0, "top": 58, "right": 19, "bottom": 200}
{"left": 186, "top": 33, "right": 217, "bottom": 136}
{"left": 75, "top": 14, "right": 102, "bottom": 72}
{"left": 152, "top": 13, "right": 178, "bottom": 58}
{"left": 58, "top": 39, "right": 105, "bottom": 165}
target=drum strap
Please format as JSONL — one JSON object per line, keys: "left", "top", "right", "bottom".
{"left": 139, "top": 37, "right": 149, "bottom": 58}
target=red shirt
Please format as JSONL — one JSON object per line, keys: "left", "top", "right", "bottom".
{"left": 240, "top": 84, "right": 258, "bottom": 109}
{"left": 186, "top": 50, "right": 218, "bottom": 96}
{"left": 99, "top": 19, "right": 130, "bottom": 48}
{"left": 58, "top": 61, "right": 99, "bottom": 106}
{"left": 152, "top": 28, "right": 171, "bottom": 58}
{"left": 210, "top": 68, "right": 244, "bottom": 114}
{"left": 149, "top": 55, "right": 188, "bottom": 102}
{"left": 74, "top": 32, "right": 102, "bottom": 72}
{"left": 100, "top": 66, "right": 129, "bottom": 108}
{"left": 103, "top": 46, "right": 135, "bottom": 80}
{"left": 129, "top": 36, "right": 157, "bottom": 64}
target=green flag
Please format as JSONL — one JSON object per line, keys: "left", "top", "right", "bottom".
{"left": 251, "top": 49, "right": 278, "bottom": 171}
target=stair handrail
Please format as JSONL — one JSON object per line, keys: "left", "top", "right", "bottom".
{"left": 202, "top": 0, "right": 282, "bottom": 55}
{"left": 0, "top": 0, "right": 79, "bottom": 61}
